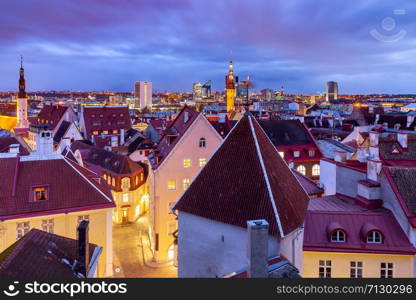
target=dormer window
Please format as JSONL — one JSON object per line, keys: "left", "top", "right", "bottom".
{"left": 331, "top": 229, "right": 346, "bottom": 242}
{"left": 293, "top": 151, "right": 300, "bottom": 158}
{"left": 367, "top": 231, "right": 382, "bottom": 244}
{"left": 308, "top": 150, "right": 315, "bottom": 157}
{"left": 33, "top": 186, "right": 48, "bottom": 201}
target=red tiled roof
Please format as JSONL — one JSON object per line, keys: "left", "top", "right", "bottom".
{"left": 0, "top": 157, "right": 114, "bottom": 221}
{"left": 82, "top": 106, "right": 131, "bottom": 140}
{"left": 32, "top": 105, "right": 69, "bottom": 130}
{"left": 150, "top": 106, "right": 200, "bottom": 168}
{"left": 0, "top": 229, "right": 98, "bottom": 278}
{"left": 304, "top": 194, "right": 416, "bottom": 254}
{"left": 174, "top": 113, "right": 310, "bottom": 237}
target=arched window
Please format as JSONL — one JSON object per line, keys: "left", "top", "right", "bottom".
{"left": 199, "top": 138, "right": 206, "bottom": 148}
{"left": 331, "top": 230, "right": 346, "bottom": 242}
{"left": 296, "top": 164, "right": 306, "bottom": 176}
{"left": 312, "top": 164, "right": 320, "bottom": 176}
{"left": 367, "top": 231, "right": 382, "bottom": 244}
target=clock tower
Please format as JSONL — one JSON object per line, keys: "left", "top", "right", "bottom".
{"left": 16, "top": 56, "right": 29, "bottom": 129}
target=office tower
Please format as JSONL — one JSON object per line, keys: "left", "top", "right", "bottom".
{"left": 326, "top": 81, "right": 338, "bottom": 101}
{"left": 193, "top": 82, "right": 202, "bottom": 99}
{"left": 201, "top": 80, "right": 212, "bottom": 98}
{"left": 134, "top": 81, "right": 152, "bottom": 109}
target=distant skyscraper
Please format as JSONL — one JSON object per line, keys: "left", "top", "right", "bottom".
{"left": 192, "top": 82, "right": 202, "bottom": 99}
{"left": 134, "top": 81, "right": 152, "bottom": 109}
{"left": 201, "top": 80, "right": 211, "bottom": 98}
{"left": 326, "top": 81, "right": 338, "bottom": 101}
{"left": 16, "top": 56, "right": 29, "bottom": 129}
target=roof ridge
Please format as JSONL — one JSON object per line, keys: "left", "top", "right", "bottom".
{"left": 248, "top": 115, "right": 284, "bottom": 238}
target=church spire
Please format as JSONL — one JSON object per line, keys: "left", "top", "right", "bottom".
{"left": 18, "top": 55, "right": 27, "bottom": 99}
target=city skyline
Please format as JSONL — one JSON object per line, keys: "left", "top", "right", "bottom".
{"left": 1, "top": 0, "right": 416, "bottom": 93}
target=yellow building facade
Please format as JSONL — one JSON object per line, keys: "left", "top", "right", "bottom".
{"left": 303, "top": 251, "right": 414, "bottom": 278}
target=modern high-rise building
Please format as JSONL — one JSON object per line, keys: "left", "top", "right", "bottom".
{"left": 325, "top": 81, "right": 338, "bottom": 101}
{"left": 134, "top": 81, "right": 152, "bottom": 109}
{"left": 192, "top": 82, "right": 202, "bottom": 99}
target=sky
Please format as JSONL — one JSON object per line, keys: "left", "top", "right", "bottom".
{"left": 1, "top": 0, "right": 416, "bottom": 94}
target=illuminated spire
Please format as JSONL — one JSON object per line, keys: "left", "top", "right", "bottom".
{"left": 18, "top": 55, "right": 27, "bottom": 99}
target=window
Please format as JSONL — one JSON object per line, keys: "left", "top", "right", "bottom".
{"left": 33, "top": 187, "right": 48, "bottom": 201}
{"left": 140, "top": 173, "right": 144, "bottom": 181}
{"left": 312, "top": 164, "right": 320, "bottom": 176}
{"left": 296, "top": 164, "right": 306, "bottom": 176}
{"left": 77, "top": 215, "right": 89, "bottom": 224}
{"left": 199, "top": 138, "right": 206, "bottom": 148}
{"left": 112, "top": 177, "right": 116, "bottom": 187}
{"left": 278, "top": 152, "right": 285, "bottom": 159}
{"left": 92, "top": 130, "right": 99, "bottom": 135}
{"left": 16, "top": 222, "right": 30, "bottom": 240}
{"left": 168, "top": 180, "right": 176, "bottom": 190}
{"left": 367, "top": 231, "right": 382, "bottom": 244}
{"left": 42, "top": 219, "right": 54, "bottom": 233}
{"left": 135, "top": 176, "right": 139, "bottom": 185}
{"left": 308, "top": 150, "right": 315, "bottom": 157}
{"left": 113, "top": 130, "right": 118, "bottom": 134}
{"left": 319, "top": 260, "right": 331, "bottom": 278}
{"left": 331, "top": 230, "right": 346, "bottom": 242}
{"left": 350, "top": 261, "right": 363, "bottom": 278}
{"left": 183, "top": 178, "right": 190, "bottom": 190}
{"left": 199, "top": 158, "right": 206, "bottom": 167}
{"left": 103, "top": 130, "right": 109, "bottom": 134}
{"left": 122, "top": 193, "right": 129, "bottom": 203}
{"left": 381, "top": 263, "right": 393, "bottom": 278}
{"left": 183, "top": 159, "right": 191, "bottom": 168}
{"left": 107, "top": 176, "right": 111, "bottom": 185}
{"left": 293, "top": 151, "right": 300, "bottom": 158}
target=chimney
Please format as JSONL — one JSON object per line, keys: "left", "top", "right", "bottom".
{"left": 367, "top": 158, "right": 382, "bottom": 182}
{"left": 77, "top": 220, "right": 90, "bottom": 277}
{"left": 247, "top": 220, "right": 269, "bottom": 278}
{"left": 9, "top": 144, "right": 20, "bottom": 154}
{"left": 334, "top": 150, "right": 347, "bottom": 162}
{"left": 397, "top": 133, "right": 408, "bottom": 149}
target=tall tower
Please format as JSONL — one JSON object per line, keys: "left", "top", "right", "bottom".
{"left": 225, "top": 57, "right": 236, "bottom": 113}
{"left": 16, "top": 56, "right": 29, "bottom": 129}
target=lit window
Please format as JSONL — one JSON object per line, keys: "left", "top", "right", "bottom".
{"left": 296, "top": 164, "right": 306, "bottom": 176}
{"left": 380, "top": 263, "right": 393, "bottom": 278}
{"left": 183, "top": 178, "right": 190, "bottom": 190}
{"left": 135, "top": 176, "right": 139, "bottom": 185}
{"left": 350, "top": 261, "right": 363, "bottom": 278}
{"left": 293, "top": 151, "right": 300, "bottom": 158}
{"left": 140, "top": 173, "right": 144, "bottom": 181}
{"left": 183, "top": 159, "right": 191, "bottom": 168}
{"left": 331, "top": 230, "right": 346, "bottom": 242}
{"left": 122, "top": 193, "right": 129, "bottom": 203}
{"left": 278, "top": 152, "right": 285, "bottom": 159}
{"left": 33, "top": 187, "right": 48, "bottom": 201}
{"left": 168, "top": 180, "right": 176, "bottom": 190}
{"left": 92, "top": 131, "right": 99, "bottom": 135}
{"left": 77, "top": 215, "right": 89, "bottom": 224}
{"left": 16, "top": 222, "right": 30, "bottom": 240}
{"left": 312, "top": 164, "right": 320, "bottom": 176}
{"left": 113, "top": 130, "right": 118, "bottom": 134}
{"left": 112, "top": 177, "right": 115, "bottom": 186}
{"left": 319, "top": 260, "right": 331, "bottom": 278}
{"left": 199, "top": 138, "right": 206, "bottom": 148}
{"left": 367, "top": 231, "right": 382, "bottom": 244}
{"left": 107, "top": 176, "right": 111, "bottom": 185}
{"left": 199, "top": 158, "right": 206, "bottom": 167}
{"left": 42, "top": 219, "right": 54, "bottom": 233}
{"left": 103, "top": 130, "right": 109, "bottom": 134}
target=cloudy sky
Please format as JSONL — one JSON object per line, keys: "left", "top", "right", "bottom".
{"left": 1, "top": 0, "right": 416, "bottom": 94}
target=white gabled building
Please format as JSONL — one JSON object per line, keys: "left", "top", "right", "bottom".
{"left": 147, "top": 106, "right": 223, "bottom": 263}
